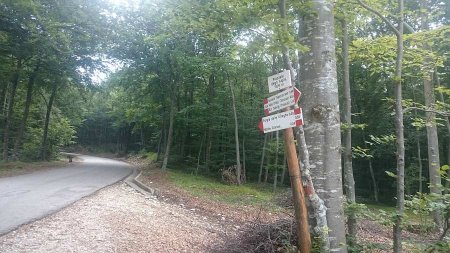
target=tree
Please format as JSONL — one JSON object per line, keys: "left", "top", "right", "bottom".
{"left": 299, "top": 0, "right": 347, "bottom": 251}
{"left": 357, "top": 1, "right": 405, "bottom": 252}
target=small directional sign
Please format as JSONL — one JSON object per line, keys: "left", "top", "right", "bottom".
{"left": 258, "top": 108, "right": 303, "bottom": 133}
{"left": 264, "top": 87, "right": 301, "bottom": 116}
{"left": 268, "top": 70, "right": 292, "bottom": 93}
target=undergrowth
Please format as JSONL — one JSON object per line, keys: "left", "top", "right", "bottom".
{"left": 168, "top": 169, "right": 284, "bottom": 209}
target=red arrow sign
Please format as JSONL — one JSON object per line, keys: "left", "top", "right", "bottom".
{"left": 263, "top": 87, "right": 301, "bottom": 116}
{"left": 258, "top": 108, "right": 303, "bottom": 133}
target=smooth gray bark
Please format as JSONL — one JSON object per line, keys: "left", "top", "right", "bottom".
{"left": 196, "top": 132, "right": 206, "bottom": 175}
{"left": 300, "top": 1, "right": 346, "bottom": 251}
{"left": 273, "top": 131, "right": 279, "bottom": 191}
{"left": 393, "top": 2, "right": 405, "bottom": 252}
{"left": 417, "top": 134, "right": 423, "bottom": 194}
{"left": 162, "top": 94, "right": 176, "bottom": 170}
{"left": 357, "top": 1, "right": 405, "bottom": 251}
{"left": 258, "top": 134, "right": 268, "bottom": 184}
{"left": 228, "top": 75, "right": 241, "bottom": 185}
{"left": 297, "top": 14, "right": 329, "bottom": 250}
{"left": 436, "top": 71, "right": 450, "bottom": 190}
{"left": 341, "top": 19, "right": 357, "bottom": 247}
{"left": 421, "top": 16, "right": 442, "bottom": 228}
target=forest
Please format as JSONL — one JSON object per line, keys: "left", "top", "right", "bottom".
{"left": 0, "top": 0, "right": 449, "bottom": 252}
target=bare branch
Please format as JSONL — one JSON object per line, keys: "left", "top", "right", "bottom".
{"left": 403, "top": 106, "right": 450, "bottom": 117}
{"left": 357, "top": 0, "right": 400, "bottom": 37}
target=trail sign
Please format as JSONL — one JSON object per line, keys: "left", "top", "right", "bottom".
{"left": 264, "top": 87, "right": 301, "bottom": 116}
{"left": 268, "top": 70, "right": 291, "bottom": 93}
{"left": 258, "top": 108, "right": 303, "bottom": 133}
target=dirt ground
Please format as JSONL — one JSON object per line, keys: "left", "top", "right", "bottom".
{"left": 0, "top": 156, "right": 443, "bottom": 252}
{"left": 0, "top": 183, "right": 234, "bottom": 252}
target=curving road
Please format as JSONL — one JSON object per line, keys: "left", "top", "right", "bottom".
{"left": 0, "top": 155, "right": 132, "bottom": 235}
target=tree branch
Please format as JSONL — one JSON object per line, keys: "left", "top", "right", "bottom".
{"left": 403, "top": 107, "right": 450, "bottom": 117}
{"left": 357, "top": 0, "right": 400, "bottom": 37}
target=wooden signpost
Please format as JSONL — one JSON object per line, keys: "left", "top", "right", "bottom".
{"left": 259, "top": 70, "right": 311, "bottom": 252}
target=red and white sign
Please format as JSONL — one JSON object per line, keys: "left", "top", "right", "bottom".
{"left": 258, "top": 108, "right": 303, "bottom": 133}
{"left": 268, "top": 70, "right": 291, "bottom": 93}
{"left": 264, "top": 87, "right": 300, "bottom": 116}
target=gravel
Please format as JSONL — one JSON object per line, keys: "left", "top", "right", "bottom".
{"left": 0, "top": 183, "right": 232, "bottom": 253}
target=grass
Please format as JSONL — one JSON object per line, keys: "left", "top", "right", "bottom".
{"left": 168, "top": 169, "right": 284, "bottom": 208}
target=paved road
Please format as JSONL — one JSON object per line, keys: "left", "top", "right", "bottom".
{"left": 0, "top": 155, "right": 132, "bottom": 234}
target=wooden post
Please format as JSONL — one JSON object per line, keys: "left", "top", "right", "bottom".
{"left": 283, "top": 126, "right": 311, "bottom": 252}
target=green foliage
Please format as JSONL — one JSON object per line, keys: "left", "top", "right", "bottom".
{"left": 169, "top": 169, "right": 282, "bottom": 208}
{"left": 352, "top": 146, "right": 372, "bottom": 158}
{"left": 21, "top": 116, "right": 76, "bottom": 161}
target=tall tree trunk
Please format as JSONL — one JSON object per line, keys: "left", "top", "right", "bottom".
{"left": 242, "top": 137, "right": 246, "bottom": 183}
{"left": 362, "top": 131, "right": 379, "bottom": 202}
{"left": 356, "top": 1, "right": 405, "bottom": 251}
{"left": 297, "top": 15, "right": 329, "bottom": 248}
{"left": 228, "top": 75, "right": 241, "bottom": 185}
{"left": 368, "top": 159, "right": 379, "bottom": 202}
{"left": 436, "top": 70, "right": 450, "bottom": 190}
{"left": 341, "top": 19, "right": 357, "bottom": 247}
{"left": 273, "top": 131, "right": 279, "bottom": 191}
{"left": 258, "top": 134, "right": 268, "bottom": 183}
{"left": 412, "top": 91, "right": 424, "bottom": 194}
{"left": 0, "top": 82, "right": 7, "bottom": 119}
{"left": 417, "top": 137, "right": 423, "bottom": 193}
{"left": 3, "top": 58, "right": 22, "bottom": 161}
{"left": 422, "top": 26, "right": 442, "bottom": 230}
{"left": 162, "top": 93, "right": 176, "bottom": 170}
{"left": 13, "top": 60, "right": 40, "bottom": 159}
{"left": 205, "top": 74, "right": 215, "bottom": 171}
{"left": 300, "top": 1, "right": 346, "bottom": 251}
{"left": 264, "top": 133, "right": 272, "bottom": 183}
{"left": 196, "top": 132, "right": 206, "bottom": 175}
{"left": 392, "top": 2, "right": 405, "bottom": 252}
{"left": 280, "top": 152, "right": 286, "bottom": 185}
{"left": 41, "top": 83, "right": 57, "bottom": 161}
{"left": 156, "top": 127, "right": 163, "bottom": 161}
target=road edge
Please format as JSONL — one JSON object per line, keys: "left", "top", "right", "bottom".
{"left": 124, "top": 169, "right": 157, "bottom": 197}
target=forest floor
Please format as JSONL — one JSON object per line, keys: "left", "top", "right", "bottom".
{"left": 128, "top": 155, "right": 442, "bottom": 252}
{"left": 0, "top": 154, "right": 443, "bottom": 252}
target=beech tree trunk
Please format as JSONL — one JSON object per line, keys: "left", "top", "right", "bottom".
{"left": 228, "top": 75, "right": 241, "bottom": 185}
{"left": 297, "top": 15, "right": 329, "bottom": 249}
{"left": 280, "top": 152, "right": 286, "bottom": 185}
{"left": 162, "top": 93, "right": 176, "bottom": 170}
{"left": 421, "top": 19, "right": 442, "bottom": 229}
{"left": 3, "top": 58, "right": 22, "bottom": 161}
{"left": 205, "top": 74, "right": 215, "bottom": 171}
{"left": 341, "top": 19, "right": 357, "bottom": 247}
{"left": 357, "top": 1, "right": 405, "bottom": 251}
{"left": 242, "top": 137, "right": 246, "bottom": 183}
{"left": 13, "top": 60, "right": 40, "bottom": 159}
{"left": 300, "top": 1, "right": 346, "bottom": 251}
{"left": 258, "top": 134, "right": 268, "bottom": 183}
{"left": 264, "top": 133, "right": 271, "bottom": 183}
{"left": 41, "top": 83, "right": 57, "bottom": 161}
{"left": 196, "top": 132, "right": 206, "bottom": 175}
{"left": 392, "top": 2, "right": 405, "bottom": 252}
{"left": 273, "top": 131, "right": 279, "bottom": 191}
{"left": 436, "top": 70, "right": 450, "bottom": 190}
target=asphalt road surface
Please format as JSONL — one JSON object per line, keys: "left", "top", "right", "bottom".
{"left": 0, "top": 155, "right": 132, "bottom": 235}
